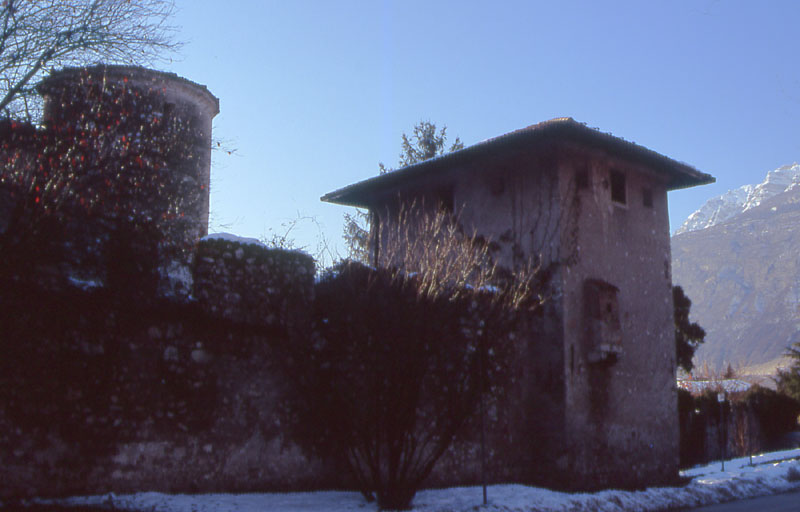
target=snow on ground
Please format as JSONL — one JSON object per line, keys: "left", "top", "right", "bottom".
{"left": 38, "top": 448, "right": 800, "bottom": 512}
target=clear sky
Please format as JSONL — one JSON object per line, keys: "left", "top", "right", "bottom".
{"left": 169, "top": 0, "right": 800, "bottom": 263}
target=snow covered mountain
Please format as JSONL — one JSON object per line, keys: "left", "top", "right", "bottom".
{"left": 671, "top": 166, "right": 800, "bottom": 371}
{"left": 675, "top": 163, "right": 800, "bottom": 234}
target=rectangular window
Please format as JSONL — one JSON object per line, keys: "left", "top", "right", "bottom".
{"left": 642, "top": 187, "right": 653, "bottom": 208}
{"left": 610, "top": 170, "right": 626, "bottom": 205}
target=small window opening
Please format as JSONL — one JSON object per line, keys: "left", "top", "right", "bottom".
{"left": 570, "top": 345, "right": 575, "bottom": 374}
{"left": 610, "top": 170, "right": 626, "bottom": 205}
{"left": 642, "top": 188, "right": 653, "bottom": 208}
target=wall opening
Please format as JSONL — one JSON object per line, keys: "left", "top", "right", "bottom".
{"left": 642, "top": 187, "right": 653, "bottom": 208}
{"left": 570, "top": 345, "right": 575, "bottom": 374}
{"left": 583, "top": 279, "right": 622, "bottom": 364}
{"left": 610, "top": 170, "right": 626, "bottom": 205}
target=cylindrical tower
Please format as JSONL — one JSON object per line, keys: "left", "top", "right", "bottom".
{"left": 38, "top": 65, "right": 219, "bottom": 240}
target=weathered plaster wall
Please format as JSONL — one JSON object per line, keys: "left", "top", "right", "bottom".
{"left": 558, "top": 142, "right": 679, "bottom": 489}
{"left": 452, "top": 149, "right": 568, "bottom": 486}
{"left": 370, "top": 148, "right": 570, "bottom": 488}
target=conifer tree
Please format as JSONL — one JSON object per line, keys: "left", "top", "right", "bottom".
{"left": 343, "top": 121, "right": 463, "bottom": 262}
{"left": 674, "top": 285, "right": 706, "bottom": 374}
{"left": 776, "top": 341, "right": 800, "bottom": 402}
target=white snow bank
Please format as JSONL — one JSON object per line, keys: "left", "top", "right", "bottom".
{"left": 201, "top": 232, "right": 265, "bottom": 247}
{"left": 39, "top": 449, "right": 800, "bottom": 512}
{"left": 677, "top": 378, "right": 753, "bottom": 394}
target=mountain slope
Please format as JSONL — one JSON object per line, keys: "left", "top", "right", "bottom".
{"left": 672, "top": 185, "right": 800, "bottom": 369}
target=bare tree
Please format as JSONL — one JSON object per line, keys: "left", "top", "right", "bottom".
{"left": 731, "top": 403, "right": 759, "bottom": 461}
{"left": 0, "top": 0, "right": 180, "bottom": 120}
{"left": 283, "top": 204, "right": 554, "bottom": 509}
{"left": 377, "top": 201, "right": 541, "bottom": 308}
{"left": 284, "top": 261, "right": 526, "bottom": 510}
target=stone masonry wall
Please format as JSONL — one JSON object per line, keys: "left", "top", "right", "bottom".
{"left": 0, "top": 238, "right": 345, "bottom": 500}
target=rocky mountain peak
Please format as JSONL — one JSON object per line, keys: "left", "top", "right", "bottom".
{"left": 675, "top": 163, "right": 800, "bottom": 235}
{"left": 671, "top": 167, "right": 800, "bottom": 372}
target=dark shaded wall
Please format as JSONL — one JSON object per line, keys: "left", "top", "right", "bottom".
{"left": 0, "top": 239, "right": 338, "bottom": 499}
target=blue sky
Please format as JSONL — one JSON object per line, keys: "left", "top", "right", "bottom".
{"left": 169, "top": 0, "right": 800, "bottom": 261}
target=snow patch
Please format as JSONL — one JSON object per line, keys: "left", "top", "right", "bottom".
{"left": 68, "top": 275, "right": 103, "bottom": 290}
{"left": 678, "top": 378, "right": 753, "bottom": 394}
{"left": 159, "top": 260, "right": 194, "bottom": 298}
{"left": 202, "top": 232, "right": 265, "bottom": 247}
{"left": 36, "top": 449, "right": 800, "bottom": 512}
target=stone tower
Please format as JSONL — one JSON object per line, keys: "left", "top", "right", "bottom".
{"left": 38, "top": 65, "right": 219, "bottom": 240}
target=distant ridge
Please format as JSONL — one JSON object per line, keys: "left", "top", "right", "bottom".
{"left": 675, "top": 163, "right": 800, "bottom": 235}
{"left": 672, "top": 164, "right": 800, "bottom": 372}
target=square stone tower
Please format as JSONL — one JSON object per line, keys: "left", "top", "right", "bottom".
{"left": 322, "top": 118, "right": 714, "bottom": 490}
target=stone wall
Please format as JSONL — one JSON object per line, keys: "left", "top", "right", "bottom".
{"left": 193, "top": 236, "right": 314, "bottom": 327}
{"left": 0, "top": 237, "right": 348, "bottom": 500}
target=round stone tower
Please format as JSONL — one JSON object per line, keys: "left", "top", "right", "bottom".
{"left": 38, "top": 65, "right": 219, "bottom": 240}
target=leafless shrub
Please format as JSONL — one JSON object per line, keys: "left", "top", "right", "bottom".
{"left": 375, "top": 200, "right": 547, "bottom": 310}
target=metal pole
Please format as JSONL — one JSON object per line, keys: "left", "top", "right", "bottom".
{"left": 722, "top": 393, "right": 727, "bottom": 470}
{"left": 717, "top": 392, "right": 725, "bottom": 471}
{"left": 479, "top": 338, "right": 487, "bottom": 506}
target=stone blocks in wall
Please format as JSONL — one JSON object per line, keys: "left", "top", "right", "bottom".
{"left": 192, "top": 237, "right": 315, "bottom": 328}
{"left": 0, "top": 243, "right": 331, "bottom": 499}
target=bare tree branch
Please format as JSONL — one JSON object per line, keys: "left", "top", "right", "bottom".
{"left": 0, "top": 0, "right": 180, "bottom": 121}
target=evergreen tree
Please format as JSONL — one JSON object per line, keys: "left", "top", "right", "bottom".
{"left": 343, "top": 121, "right": 463, "bottom": 262}
{"left": 674, "top": 285, "right": 706, "bottom": 374}
{"left": 776, "top": 341, "right": 800, "bottom": 402}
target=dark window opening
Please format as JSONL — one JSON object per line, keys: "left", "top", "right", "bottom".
{"left": 610, "top": 170, "right": 626, "bottom": 205}
{"left": 642, "top": 188, "right": 653, "bottom": 208}
{"left": 576, "top": 167, "right": 589, "bottom": 190}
